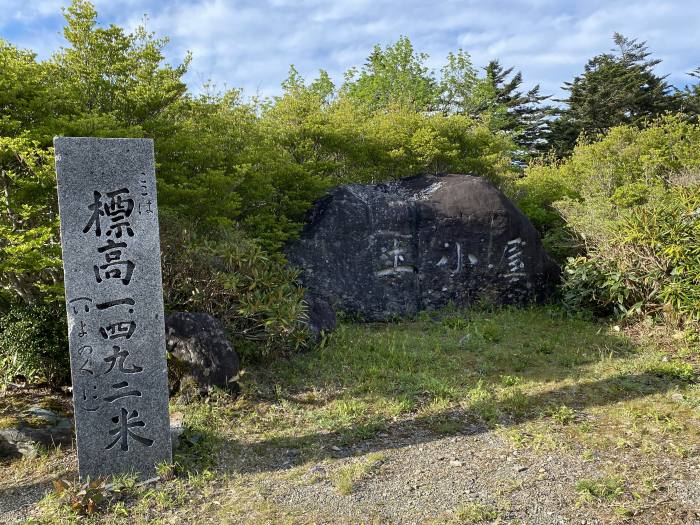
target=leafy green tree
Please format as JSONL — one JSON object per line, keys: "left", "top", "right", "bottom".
{"left": 550, "top": 33, "right": 676, "bottom": 156}
{"left": 0, "top": 1, "right": 523, "bottom": 365}
{"left": 49, "top": 0, "right": 189, "bottom": 138}
{"left": 155, "top": 91, "right": 249, "bottom": 232}
{"left": 342, "top": 36, "right": 437, "bottom": 111}
{"left": 436, "top": 49, "right": 480, "bottom": 114}
{"left": 0, "top": 0, "right": 191, "bottom": 307}
{"left": 0, "top": 40, "right": 49, "bottom": 138}
{"left": 0, "top": 136, "right": 62, "bottom": 305}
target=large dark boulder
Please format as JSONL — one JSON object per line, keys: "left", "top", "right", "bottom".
{"left": 287, "top": 174, "right": 559, "bottom": 321}
{"left": 165, "top": 312, "right": 240, "bottom": 394}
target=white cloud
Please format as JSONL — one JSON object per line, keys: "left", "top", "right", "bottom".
{"left": 2, "top": 0, "right": 699, "bottom": 99}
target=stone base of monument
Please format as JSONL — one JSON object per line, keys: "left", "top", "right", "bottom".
{"left": 0, "top": 404, "right": 190, "bottom": 459}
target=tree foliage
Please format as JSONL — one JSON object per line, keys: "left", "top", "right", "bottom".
{"left": 51, "top": 0, "right": 189, "bottom": 137}
{"left": 11, "top": 1, "right": 700, "bottom": 363}
{"left": 0, "top": 136, "right": 62, "bottom": 305}
{"left": 482, "top": 60, "right": 550, "bottom": 155}
{"left": 678, "top": 67, "right": 700, "bottom": 120}
{"left": 0, "top": 2, "right": 522, "bottom": 363}
{"left": 550, "top": 33, "right": 676, "bottom": 156}
{"left": 520, "top": 116, "right": 700, "bottom": 325}
{"left": 343, "top": 36, "right": 436, "bottom": 111}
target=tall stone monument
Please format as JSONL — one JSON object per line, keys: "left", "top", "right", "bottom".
{"left": 54, "top": 137, "right": 171, "bottom": 480}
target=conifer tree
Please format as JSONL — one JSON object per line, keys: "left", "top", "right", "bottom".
{"left": 483, "top": 60, "right": 550, "bottom": 155}
{"left": 678, "top": 67, "right": 700, "bottom": 119}
{"left": 550, "top": 33, "right": 675, "bottom": 156}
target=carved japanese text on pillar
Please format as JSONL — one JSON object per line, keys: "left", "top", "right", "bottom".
{"left": 55, "top": 137, "right": 171, "bottom": 480}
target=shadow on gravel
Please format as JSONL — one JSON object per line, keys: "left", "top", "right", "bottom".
{"left": 229, "top": 370, "right": 685, "bottom": 475}
{"left": 0, "top": 478, "right": 53, "bottom": 518}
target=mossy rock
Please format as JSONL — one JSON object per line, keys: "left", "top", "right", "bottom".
{"left": 0, "top": 416, "right": 20, "bottom": 430}
{"left": 21, "top": 415, "right": 53, "bottom": 428}
{"left": 37, "top": 398, "right": 72, "bottom": 417}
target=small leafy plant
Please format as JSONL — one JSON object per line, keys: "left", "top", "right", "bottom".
{"left": 575, "top": 476, "right": 626, "bottom": 504}
{"left": 549, "top": 405, "right": 577, "bottom": 425}
{"left": 52, "top": 477, "right": 108, "bottom": 516}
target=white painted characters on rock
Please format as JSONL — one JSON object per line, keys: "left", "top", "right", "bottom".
{"left": 435, "top": 242, "right": 478, "bottom": 276}
{"left": 503, "top": 238, "right": 527, "bottom": 282}
{"left": 376, "top": 239, "right": 415, "bottom": 277}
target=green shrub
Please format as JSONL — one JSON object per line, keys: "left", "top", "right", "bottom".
{"left": 646, "top": 360, "right": 696, "bottom": 382}
{"left": 0, "top": 136, "right": 63, "bottom": 305}
{"left": 512, "top": 155, "right": 581, "bottom": 263}
{"left": 560, "top": 173, "right": 700, "bottom": 326}
{"left": 517, "top": 116, "right": 700, "bottom": 328}
{"left": 160, "top": 215, "right": 310, "bottom": 361}
{"left": 0, "top": 302, "right": 70, "bottom": 386}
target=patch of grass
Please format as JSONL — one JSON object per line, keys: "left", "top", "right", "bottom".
{"left": 427, "top": 417, "right": 463, "bottom": 435}
{"left": 499, "top": 388, "right": 532, "bottom": 418}
{"left": 332, "top": 452, "right": 385, "bottom": 495}
{"left": 575, "top": 476, "right": 626, "bottom": 504}
{"left": 452, "top": 501, "right": 500, "bottom": 523}
{"left": 500, "top": 375, "right": 522, "bottom": 387}
{"left": 645, "top": 360, "right": 696, "bottom": 382}
{"left": 12, "top": 305, "right": 700, "bottom": 524}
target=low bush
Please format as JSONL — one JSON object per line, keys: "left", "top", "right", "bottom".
{"left": 518, "top": 116, "right": 700, "bottom": 327}
{"left": 561, "top": 184, "right": 700, "bottom": 325}
{"left": 160, "top": 214, "right": 310, "bottom": 361}
{"left": 0, "top": 301, "right": 70, "bottom": 386}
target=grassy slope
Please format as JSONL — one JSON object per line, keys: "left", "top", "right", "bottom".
{"left": 6, "top": 306, "right": 700, "bottom": 524}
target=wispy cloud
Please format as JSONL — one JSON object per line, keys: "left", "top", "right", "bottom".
{"left": 1, "top": 0, "right": 699, "bottom": 98}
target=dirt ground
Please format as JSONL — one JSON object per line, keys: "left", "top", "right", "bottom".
{"left": 2, "top": 412, "right": 699, "bottom": 524}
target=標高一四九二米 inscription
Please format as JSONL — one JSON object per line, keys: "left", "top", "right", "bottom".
{"left": 55, "top": 137, "right": 171, "bottom": 480}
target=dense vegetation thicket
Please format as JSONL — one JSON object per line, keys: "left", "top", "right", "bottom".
{"left": 519, "top": 117, "right": 700, "bottom": 325}
{"left": 1, "top": 0, "right": 699, "bottom": 385}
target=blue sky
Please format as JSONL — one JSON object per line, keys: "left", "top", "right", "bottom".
{"left": 2, "top": 0, "right": 699, "bottom": 100}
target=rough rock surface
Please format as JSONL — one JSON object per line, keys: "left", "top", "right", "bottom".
{"left": 287, "top": 174, "right": 559, "bottom": 321}
{"left": 165, "top": 312, "right": 240, "bottom": 394}
{"left": 0, "top": 407, "right": 73, "bottom": 458}
{"left": 305, "top": 296, "right": 337, "bottom": 343}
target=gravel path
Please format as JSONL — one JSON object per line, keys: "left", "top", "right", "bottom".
{"left": 0, "top": 422, "right": 700, "bottom": 525}
{"left": 252, "top": 425, "right": 700, "bottom": 524}
{"left": 2, "top": 420, "right": 699, "bottom": 524}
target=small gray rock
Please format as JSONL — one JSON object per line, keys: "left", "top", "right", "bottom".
{"left": 165, "top": 312, "right": 240, "bottom": 394}
{"left": 305, "top": 295, "right": 336, "bottom": 343}
{"left": 0, "top": 408, "right": 74, "bottom": 459}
